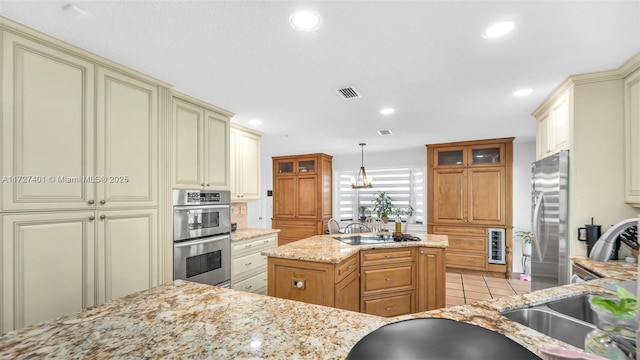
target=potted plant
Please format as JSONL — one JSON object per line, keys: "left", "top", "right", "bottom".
{"left": 585, "top": 286, "right": 637, "bottom": 358}
{"left": 358, "top": 205, "right": 367, "bottom": 221}
{"left": 372, "top": 192, "right": 393, "bottom": 223}
{"left": 514, "top": 230, "right": 533, "bottom": 256}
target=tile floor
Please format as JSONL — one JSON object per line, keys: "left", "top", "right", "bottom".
{"left": 445, "top": 272, "right": 531, "bottom": 307}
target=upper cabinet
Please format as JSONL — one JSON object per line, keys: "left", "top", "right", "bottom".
{"left": 1, "top": 30, "right": 163, "bottom": 211}
{"left": 534, "top": 89, "right": 571, "bottom": 159}
{"left": 172, "top": 93, "right": 232, "bottom": 190}
{"left": 624, "top": 68, "right": 640, "bottom": 207}
{"left": 230, "top": 125, "right": 262, "bottom": 201}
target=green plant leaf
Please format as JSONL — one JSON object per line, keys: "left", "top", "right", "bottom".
{"left": 591, "top": 286, "right": 638, "bottom": 319}
{"left": 616, "top": 286, "right": 636, "bottom": 300}
{"left": 591, "top": 297, "right": 620, "bottom": 313}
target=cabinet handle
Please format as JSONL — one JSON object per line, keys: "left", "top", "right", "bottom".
{"left": 245, "top": 244, "right": 252, "bottom": 248}
{"left": 206, "top": 183, "right": 210, "bottom": 187}
{"left": 263, "top": 240, "right": 270, "bottom": 243}
{"left": 88, "top": 200, "right": 94, "bottom": 205}
{"left": 244, "top": 285, "right": 252, "bottom": 290}
{"left": 385, "top": 277, "right": 394, "bottom": 282}
{"left": 420, "top": 250, "right": 424, "bottom": 254}
{"left": 385, "top": 306, "right": 394, "bottom": 311}
{"left": 348, "top": 264, "right": 355, "bottom": 269}
{"left": 100, "top": 215, "right": 106, "bottom": 220}
{"left": 245, "top": 262, "right": 252, "bottom": 266}
{"left": 201, "top": 183, "right": 205, "bottom": 187}
{"left": 100, "top": 200, "right": 106, "bottom": 205}
{"left": 384, "top": 255, "right": 392, "bottom": 258}
{"left": 89, "top": 216, "right": 95, "bottom": 221}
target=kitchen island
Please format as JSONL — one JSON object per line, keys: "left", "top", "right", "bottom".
{"left": 0, "top": 254, "right": 636, "bottom": 358}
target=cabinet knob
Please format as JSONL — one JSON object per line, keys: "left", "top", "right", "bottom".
{"left": 100, "top": 215, "right": 106, "bottom": 220}
{"left": 385, "top": 277, "right": 394, "bottom": 282}
{"left": 245, "top": 262, "right": 252, "bottom": 266}
{"left": 88, "top": 200, "right": 94, "bottom": 205}
{"left": 245, "top": 244, "right": 252, "bottom": 248}
{"left": 100, "top": 200, "right": 106, "bottom": 205}
{"left": 245, "top": 285, "right": 252, "bottom": 290}
{"left": 420, "top": 250, "right": 424, "bottom": 254}
{"left": 385, "top": 306, "right": 394, "bottom": 311}
{"left": 294, "top": 280, "right": 304, "bottom": 288}
{"left": 89, "top": 216, "right": 95, "bottom": 221}
{"left": 201, "top": 183, "right": 205, "bottom": 187}
{"left": 206, "top": 183, "right": 210, "bottom": 187}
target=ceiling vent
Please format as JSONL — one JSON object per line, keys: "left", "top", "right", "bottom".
{"left": 335, "top": 86, "right": 362, "bottom": 100}
{"left": 377, "top": 129, "right": 393, "bottom": 136}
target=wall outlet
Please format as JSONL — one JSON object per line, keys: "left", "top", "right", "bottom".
{"left": 240, "top": 206, "right": 247, "bottom": 215}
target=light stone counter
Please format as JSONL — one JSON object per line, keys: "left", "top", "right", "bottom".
{"left": 261, "top": 233, "right": 448, "bottom": 264}
{"left": 231, "top": 228, "right": 280, "bottom": 242}
{"left": 570, "top": 255, "right": 638, "bottom": 280}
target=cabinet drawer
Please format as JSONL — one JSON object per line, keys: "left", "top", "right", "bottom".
{"left": 232, "top": 235, "right": 277, "bottom": 257}
{"left": 273, "top": 220, "right": 317, "bottom": 227}
{"left": 361, "top": 248, "right": 414, "bottom": 267}
{"left": 232, "top": 251, "right": 267, "bottom": 279}
{"left": 233, "top": 271, "right": 268, "bottom": 294}
{"left": 446, "top": 252, "right": 487, "bottom": 270}
{"left": 432, "top": 226, "right": 486, "bottom": 236}
{"left": 336, "top": 254, "right": 358, "bottom": 282}
{"left": 361, "top": 292, "right": 415, "bottom": 317}
{"left": 362, "top": 265, "right": 414, "bottom": 294}
{"left": 447, "top": 235, "right": 487, "bottom": 252}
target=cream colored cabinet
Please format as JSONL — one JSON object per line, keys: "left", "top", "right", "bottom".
{"left": 231, "top": 233, "right": 277, "bottom": 294}
{"left": 534, "top": 89, "right": 570, "bottom": 159}
{"left": 230, "top": 125, "right": 262, "bottom": 201}
{"left": 96, "top": 209, "right": 158, "bottom": 305}
{"left": 96, "top": 67, "right": 158, "bottom": 208}
{"left": 1, "top": 30, "right": 95, "bottom": 211}
{"left": 624, "top": 68, "right": 640, "bottom": 206}
{"left": 173, "top": 94, "right": 231, "bottom": 190}
{"left": 2, "top": 212, "right": 96, "bottom": 333}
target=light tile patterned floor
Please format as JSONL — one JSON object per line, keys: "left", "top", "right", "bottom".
{"left": 445, "top": 272, "right": 531, "bottom": 307}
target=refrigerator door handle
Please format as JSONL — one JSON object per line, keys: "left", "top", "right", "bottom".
{"left": 532, "top": 192, "right": 544, "bottom": 263}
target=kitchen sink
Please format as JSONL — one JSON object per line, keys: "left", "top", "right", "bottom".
{"left": 500, "top": 293, "right": 614, "bottom": 349}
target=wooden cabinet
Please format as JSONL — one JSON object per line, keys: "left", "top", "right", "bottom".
{"left": 172, "top": 93, "right": 232, "bottom": 190}
{"left": 230, "top": 125, "right": 262, "bottom": 201}
{"left": 272, "top": 154, "right": 332, "bottom": 246}
{"left": 535, "top": 90, "right": 570, "bottom": 159}
{"left": 231, "top": 233, "right": 277, "bottom": 294}
{"left": 427, "top": 138, "right": 513, "bottom": 278}
{"left": 267, "top": 253, "right": 359, "bottom": 309}
{"left": 624, "top": 68, "right": 640, "bottom": 207}
{"left": 417, "top": 247, "right": 446, "bottom": 311}
{"left": 360, "top": 248, "right": 416, "bottom": 317}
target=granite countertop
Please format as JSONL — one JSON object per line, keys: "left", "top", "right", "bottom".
{"left": 0, "top": 256, "right": 635, "bottom": 359}
{"left": 570, "top": 255, "right": 638, "bottom": 279}
{"left": 231, "top": 228, "right": 280, "bottom": 242}
{"left": 261, "top": 233, "right": 448, "bottom": 264}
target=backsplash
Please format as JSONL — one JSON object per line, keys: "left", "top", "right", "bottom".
{"left": 231, "top": 203, "right": 247, "bottom": 229}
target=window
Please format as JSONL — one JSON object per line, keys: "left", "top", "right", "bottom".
{"left": 336, "top": 167, "right": 425, "bottom": 224}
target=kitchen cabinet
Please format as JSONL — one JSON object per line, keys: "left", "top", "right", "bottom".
{"left": 1, "top": 209, "right": 160, "bottom": 333}
{"left": 416, "top": 247, "right": 446, "bottom": 311}
{"left": 535, "top": 90, "right": 570, "bottom": 159}
{"left": 272, "top": 154, "right": 332, "bottom": 246}
{"left": 231, "top": 233, "right": 277, "bottom": 294}
{"left": 427, "top": 138, "right": 513, "bottom": 278}
{"left": 267, "top": 253, "right": 359, "bottom": 310}
{"left": 230, "top": 125, "right": 262, "bottom": 201}
{"left": 360, "top": 248, "right": 416, "bottom": 317}
{"left": 172, "top": 93, "right": 232, "bottom": 190}
{"left": 624, "top": 68, "right": 640, "bottom": 207}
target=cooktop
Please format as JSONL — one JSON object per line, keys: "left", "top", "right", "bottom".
{"left": 333, "top": 233, "right": 421, "bottom": 245}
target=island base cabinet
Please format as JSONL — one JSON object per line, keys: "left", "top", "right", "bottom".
{"left": 335, "top": 270, "right": 359, "bottom": 312}
{"left": 361, "top": 291, "right": 415, "bottom": 317}
{"left": 417, "top": 247, "right": 446, "bottom": 311}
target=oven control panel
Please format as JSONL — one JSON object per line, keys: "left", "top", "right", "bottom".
{"left": 173, "top": 189, "right": 230, "bottom": 206}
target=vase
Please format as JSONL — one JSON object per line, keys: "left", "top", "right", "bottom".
{"left": 584, "top": 299, "right": 637, "bottom": 359}
{"left": 522, "top": 242, "right": 532, "bottom": 256}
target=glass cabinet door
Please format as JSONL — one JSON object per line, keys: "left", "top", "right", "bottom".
{"left": 297, "top": 159, "right": 316, "bottom": 173}
{"left": 468, "top": 144, "right": 504, "bottom": 166}
{"left": 435, "top": 148, "right": 464, "bottom": 167}
{"left": 276, "top": 160, "right": 295, "bottom": 175}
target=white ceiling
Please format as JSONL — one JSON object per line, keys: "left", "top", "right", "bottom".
{"left": 1, "top": 1, "right": 638, "bottom": 157}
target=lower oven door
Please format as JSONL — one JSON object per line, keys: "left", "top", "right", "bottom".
{"left": 174, "top": 234, "right": 230, "bottom": 287}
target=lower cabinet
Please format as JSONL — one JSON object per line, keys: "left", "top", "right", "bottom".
{"left": 231, "top": 233, "right": 277, "bottom": 295}
{"left": 271, "top": 219, "right": 320, "bottom": 246}
{"left": 417, "top": 247, "right": 446, "bottom": 311}
{"left": 1, "top": 209, "right": 159, "bottom": 333}
{"left": 267, "top": 253, "right": 359, "bottom": 311}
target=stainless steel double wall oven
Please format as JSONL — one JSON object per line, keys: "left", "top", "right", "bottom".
{"left": 173, "top": 189, "right": 231, "bottom": 287}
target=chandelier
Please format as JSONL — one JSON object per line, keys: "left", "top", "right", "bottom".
{"left": 352, "top": 143, "right": 373, "bottom": 189}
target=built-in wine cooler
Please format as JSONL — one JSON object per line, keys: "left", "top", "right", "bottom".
{"left": 488, "top": 228, "right": 506, "bottom": 264}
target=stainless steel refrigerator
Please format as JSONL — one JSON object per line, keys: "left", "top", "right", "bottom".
{"left": 531, "top": 150, "right": 569, "bottom": 291}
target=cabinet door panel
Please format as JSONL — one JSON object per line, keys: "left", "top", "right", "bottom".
{"left": 2, "top": 212, "right": 95, "bottom": 333}
{"left": 297, "top": 176, "right": 318, "bottom": 218}
{"left": 239, "top": 131, "right": 261, "bottom": 199}
{"left": 417, "top": 248, "right": 445, "bottom": 311}
{"left": 2, "top": 32, "right": 94, "bottom": 210}
{"left": 173, "top": 99, "right": 204, "bottom": 188}
{"left": 97, "top": 209, "right": 157, "bottom": 304}
{"left": 269, "top": 261, "right": 332, "bottom": 307}
{"left": 468, "top": 168, "right": 505, "bottom": 225}
{"left": 550, "top": 92, "right": 570, "bottom": 152}
{"left": 625, "top": 69, "right": 640, "bottom": 205}
{"left": 97, "top": 68, "right": 158, "bottom": 207}
{"left": 274, "top": 177, "right": 296, "bottom": 218}
{"left": 361, "top": 292, "right": 414, "bottom": 317}
{"left": 205, "top": 111, "right": 229, "bottom": 189}
{"left": 335, "top": 271, "right": 359, "bottom": 312}
{"left": 433, "top": 169, "right": 466, "bottom": 223}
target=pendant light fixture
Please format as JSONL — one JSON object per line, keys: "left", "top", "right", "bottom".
{"left": 352, "top": 143, "right": 373, "bottom": 189}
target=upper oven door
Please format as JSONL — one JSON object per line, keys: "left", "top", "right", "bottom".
{"left": 174, "top": 204, "right": 230, "bottom": 241}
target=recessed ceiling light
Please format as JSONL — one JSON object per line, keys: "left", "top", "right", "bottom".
{"left": 248, "top": 119, "right": 262, "bottom": 126}
{"left": 380, "top": 108, "right": 395, "bottom": 115}
{"left": 483, "top": 21, "right": 514, "bottom": 39}
{"left": 289, "top": 10, "right": 322, "bottom": 31}
{"left": 514, "top": 88, "right": 533, "bottom": 97}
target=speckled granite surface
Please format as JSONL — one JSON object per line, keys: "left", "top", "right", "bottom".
{"left": 570, "top": 256, "right": 638, "bottom": 280}
{"left": 231, "top": 228, "right": 280, "bottom": 242}
{"left": 261, "top": 233, "right": 448, "bottom": 264}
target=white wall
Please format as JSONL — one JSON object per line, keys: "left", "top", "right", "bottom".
{"left": 512, "top": 141, "right": 536, "bottom": 274}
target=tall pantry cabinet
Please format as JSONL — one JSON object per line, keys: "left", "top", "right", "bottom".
{"left": 0, "top": 17, "right": 169, "bottom": 333}
{"left": 272, "top": 153, "right": 332, "bottom": 246}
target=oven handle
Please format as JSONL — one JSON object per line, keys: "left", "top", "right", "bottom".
{"left": 173, "top": 204, "right": 229, "bottom": 211}
{"left": 174, "top": 234, "right": 230, "bottom": 248}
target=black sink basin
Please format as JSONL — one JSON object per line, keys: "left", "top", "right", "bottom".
{"left": 347, "top": 318, "right": 537, "bottom": 360}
